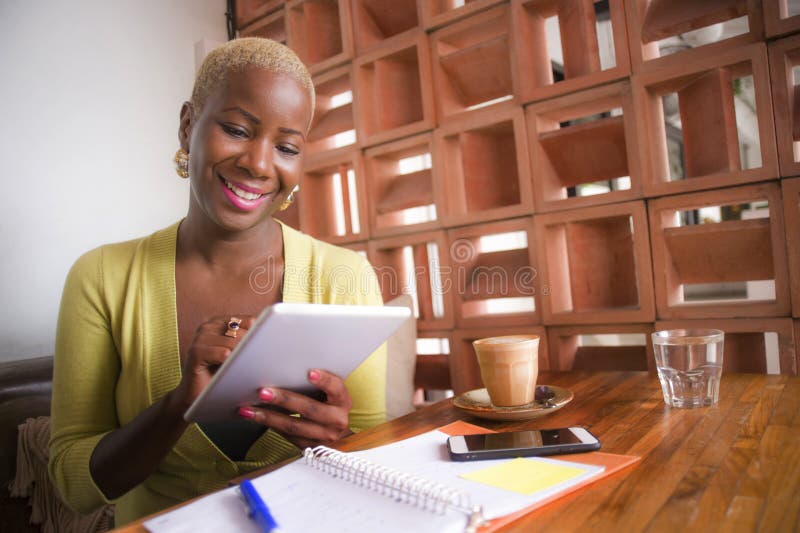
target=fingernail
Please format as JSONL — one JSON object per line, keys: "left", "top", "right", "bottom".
{"left": 259, "top": 388, "right": 275, "bottom": 402}
{"left": 308, "top": 369, "right": 320, "bottom": 382}
{"left": 238, "top": 407, "right": 255, "bottom": 419}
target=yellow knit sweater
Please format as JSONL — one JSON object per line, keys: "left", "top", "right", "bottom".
{"left": 49, "top": 221, "right": 387, "bottom": 525}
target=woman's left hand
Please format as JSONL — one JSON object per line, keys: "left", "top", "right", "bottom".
{"left": 238, "top": 369, "right": 352, "bottom": 449}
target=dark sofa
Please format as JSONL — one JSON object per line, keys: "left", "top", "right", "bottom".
{"left": 0, "top": 356, "right": 53, "bottom": 533}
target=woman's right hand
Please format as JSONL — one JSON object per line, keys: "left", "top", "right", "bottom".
{"left": 169, "top": 315, "right": 257, "bottom": 413}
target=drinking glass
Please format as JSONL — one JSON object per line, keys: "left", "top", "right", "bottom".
{"left": 652, "top": 329, "right": 724, "bottom": 408}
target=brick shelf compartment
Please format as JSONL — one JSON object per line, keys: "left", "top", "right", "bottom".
{"left": 763, "top": 0, "right": 800, "bottom": 38}
{"left": 353, "top": 31, "right": 435, "bottom": 148}
{"left": 367, "top": 230, "right": 455, "bottom": 331}
{"left": 429, "top": 4, "right": 516, "bottom": 124}
{"left": 298, "top": 148, "right": 369, "bottom": 244}
{"left": 768, "top": 33, "right": 800, "bottom": 178}
{"left": 286, "top": 0, "right": 353, "bottom": 75}
{"left": 625, "top": 0, "right": 764, "bottom": 73}
{"left": 447, "top": 217, "right": 541, "bottom": 329}
{"left": 656, "top": 318, "right": 798, "bottom": 375}
{"left": 239, "top": 7, "right": 287, "bottom": 42}
{"left": 526, "top": 81, "right": 643, "bottom": 213}
{"left": 782, "top": 177, "right": 800, "bottom": 318}
{"left": 306, "top": 66, "right": 358, "bottom": 158}
{"left": 236, "top": 0, "right": 285, "bottom": 29}
{"left": 435, "top": 105, "right": 533, "bottom": 228}
{"left": 634, "top": 43, "right": 778, "bottom": 197}
{"left": 534, "top": 200, "right": 656, "bottom": 325}
{"left": 512, "top": 0, "right": 631, "bottom": 105}
{"left": 421, "top": 0, "right": 506, "bottom": 31}
{"left": 414, "top": 329, "right": 453, "bottom": 396}
{"left": 547, "top": 323, "right": 656, "bottom": 372}
{"left": 450, "top": 326, "right": 550, "bottom": 395}
{"left": 648, "top": 182, "right": 791, "bottom": 320}
{"left": 363, "top": 132, "right": 442, "bottom": 238}
{"left": 350, "top": 0, "right": 420, "bottom": 54}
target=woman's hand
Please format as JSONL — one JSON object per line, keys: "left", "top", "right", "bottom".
{"left": 168, "top": 315, "right": 257, "bottom": 414}
{"left": 238, "top": 369, "right": 353, "bottom": 449}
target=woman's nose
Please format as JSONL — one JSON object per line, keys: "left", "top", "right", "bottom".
{"left": 238, "top": 139, "right": 273, "bottom": 179}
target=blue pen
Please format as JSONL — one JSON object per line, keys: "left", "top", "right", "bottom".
{"left": 240, "top": 479, "right": 280, "bottom": 533}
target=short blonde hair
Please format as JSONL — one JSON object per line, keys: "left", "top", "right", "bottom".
{"left": 190, "top": 37, "right": 315, "bottom": 122}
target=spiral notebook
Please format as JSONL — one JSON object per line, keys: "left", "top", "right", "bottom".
{"left": 144, "top": 422, "right": 638, "bottom": 533}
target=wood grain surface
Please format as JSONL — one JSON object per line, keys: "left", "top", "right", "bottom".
{"left": 117, "top": 371, "right": 799, "bottom": 532}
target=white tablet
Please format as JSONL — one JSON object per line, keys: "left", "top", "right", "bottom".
{"left": 184, "top": 303, "right": 411, "bottom": 423}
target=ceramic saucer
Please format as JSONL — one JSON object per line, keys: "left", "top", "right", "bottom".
{"left": 451, "top": 385, "right": 573, "bottom": 421}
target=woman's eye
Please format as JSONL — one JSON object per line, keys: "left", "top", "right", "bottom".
{"left": 221, "top": 124, "right": 247, "bottom": 138}
{"left": 277, "top": 144, "right": 300, "bottom": 156}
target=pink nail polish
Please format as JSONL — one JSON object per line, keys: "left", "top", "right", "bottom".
{"left": 259, "top": 388, "right": 274, "bottom": 402}
{"left": 238, "top": 407, "right": 256, "bottom": 419}
{"left": 309, "top": 370, "right": 320, "bottom": 382}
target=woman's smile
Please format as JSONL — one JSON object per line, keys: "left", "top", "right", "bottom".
{"left": 218, "top": 174, "right": 274, "bottom": 211}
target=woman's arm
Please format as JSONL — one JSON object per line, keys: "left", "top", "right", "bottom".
{"left": 49, "top": 249, "right": 239, "bottom": 509}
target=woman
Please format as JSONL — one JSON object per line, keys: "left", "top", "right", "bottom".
{"left": 48, "top": 38, "right": 386, "bottom": 525}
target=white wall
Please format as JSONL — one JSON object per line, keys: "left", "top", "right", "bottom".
{"left": 0, "top": 0, "right": 227, "bottom": 361}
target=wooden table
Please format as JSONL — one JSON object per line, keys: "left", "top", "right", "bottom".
{"left": 120, "top": 371, "right": 799, "bottom": 532}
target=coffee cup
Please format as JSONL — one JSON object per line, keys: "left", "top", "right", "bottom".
{"left": 472, "top": 335, "right": 539, "bottom": 407}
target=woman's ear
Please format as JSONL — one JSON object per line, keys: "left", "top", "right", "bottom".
{"left": 178, "top": 102, "right": 194, "bottom": 152}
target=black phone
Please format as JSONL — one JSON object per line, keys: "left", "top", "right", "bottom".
{"left": 447, "top": 428, "right": 601, "bottom": 461}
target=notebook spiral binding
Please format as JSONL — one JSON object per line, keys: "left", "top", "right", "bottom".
{"left": 304, "top": 446, "right": 487, "bottom": 532}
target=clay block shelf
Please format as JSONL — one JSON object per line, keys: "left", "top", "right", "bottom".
{"left": 363, "top": 133, "right": 442, "bottom": 238}
{"left": 768, "top": 34, "right": 800, "bottom": 178}
{"left": 450, "top": 326, "right": 549, "bottom": 394}
{"left": 782, "top": 178, "right": 800, "bottom": 317}
{"left": 526, "top": 81, "right": 642, "bottom": 213}
{"left": 764, "top": 0, "right": 800, "bottom": 38}
{"left": 421, "top": 0, "right": 505, "bottom": 31}
{"left": 656, "top": 318, "right": 798, "bottom": 375}
{"left": 367, "top": 230, "right": 454, "bottom": 331}
{"left": 236, "top": 0, "right": 284, "bottom": 29}
{"left": 306, "top": 66, "right": 357, "bottom": 158}
{"left": 634, "top": 43, "right": 778, "bottom": 197}
{"left": 447, "top": 217, "right": 540, "bottom": 328}
{"left": 298, "top": 149, "right": 368, "bottom": 244}
{"left": 429, "top": 5, "right": 515, "bottom": 123}
{"left": 350, "top": 0, "right": 420, "bottom": 54}
{"left": 547, "top": 324, "right": 655, "bottom": 371}
{"left": 534, "top": 201, "right": 655, "bottom": 325}
{"left": 414, "top": 329, "right": 453, "bottom": 394}
{"left": 625, "top": 0, "right": 764, "bottom": 72}
{"left": 353, "top": 32, "right": 435, "bottom": 148}
{"left": 239, "top": 7, "right": 287, "bottom": 42}
{"left": 512, "top": 0, "right": 631, "bottom": 104}
{"left": 648, "top": 182, "right": 790, "bottom": 319}
{"left": 435, "top": 106, "right": 533, "bottom": 227}
{"left": 286, "top": 0, "right": 353, "bottom": 75}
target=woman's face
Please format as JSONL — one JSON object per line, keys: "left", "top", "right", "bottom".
{"left": 180, "top": 67, "right": 311, "bottom": 233}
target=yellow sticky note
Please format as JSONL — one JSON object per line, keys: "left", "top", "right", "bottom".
{"left": 460, "top": 458, "right": 588, "bottom": 495}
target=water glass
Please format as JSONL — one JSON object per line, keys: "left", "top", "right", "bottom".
{"left": 652, "top": 329, "right": 724, "bottom": 408}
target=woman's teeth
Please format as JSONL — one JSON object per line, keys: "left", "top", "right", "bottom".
{"left": 224, "top": 179, "right": 264, "bottom": 201}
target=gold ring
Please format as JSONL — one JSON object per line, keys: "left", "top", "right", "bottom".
{"left": 224, "top": 317, "right": 242, "bottom": 338}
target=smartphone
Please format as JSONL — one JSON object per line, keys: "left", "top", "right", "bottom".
{"left": 447, "top": 428, "right": 600, "bottom": 461}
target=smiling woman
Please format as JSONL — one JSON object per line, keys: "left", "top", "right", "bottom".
{"left": 47, "top": 38, "right": 387, "bottom": 526}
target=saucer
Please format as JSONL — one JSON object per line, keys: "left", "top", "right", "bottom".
{"left": 451, "top": 385, "right": 573, "bottom": 421}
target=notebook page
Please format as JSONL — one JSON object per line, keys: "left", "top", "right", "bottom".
{"left": 350, "top": 430, "right": 604, "bottom": 520}
{"left": 144, "top": 458, "right": 468, "bottom": 533}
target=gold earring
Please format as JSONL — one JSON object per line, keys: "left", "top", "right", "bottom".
{"left": 174, "top": 149, "right": 189, "bottom": 179}
{"left": 279, "top": 188, "right": 296, "bottom": 211}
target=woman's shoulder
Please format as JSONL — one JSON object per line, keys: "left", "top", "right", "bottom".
{"left": 280, "top": 222, "right": 370, "bottom": 270}
{"left": 67, "top": 222, "right": 180, "bottom": 283}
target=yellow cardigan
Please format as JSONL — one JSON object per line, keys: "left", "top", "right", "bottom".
{"left": 49, "top": 221, "right": 387, "bottom": 525}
